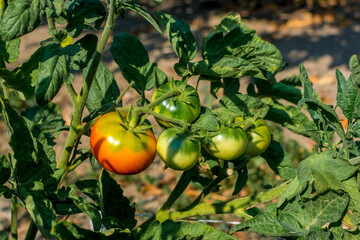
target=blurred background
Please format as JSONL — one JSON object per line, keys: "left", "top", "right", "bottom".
{"left": 1, "top": 0, "right": 360, "bottom": 239}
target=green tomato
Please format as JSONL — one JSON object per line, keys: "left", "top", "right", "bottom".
{"left": 244, "top": 119, "right": 271, "bottom": 157}
{"left": 204, "top": 126, "right": 248, "bottom": 160}
{"left": 151, "top": 80, "right": 201, "bottom": 128}
{"left": 157, "top": 128, "right": 201, "bottom": 171}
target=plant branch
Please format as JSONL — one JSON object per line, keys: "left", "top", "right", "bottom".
{"left": 11, "top": 196, "right": 18, "bottom": 240}
{"left": 65, "top": 83, "right": 78, "bottom": 104}
{"left": 57, "top": 0, "right": 116, "bottom": 171}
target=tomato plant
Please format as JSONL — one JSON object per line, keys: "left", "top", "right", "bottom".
{"left": 151, "top": 80, "right": 201, "bottom": 128}
{"left": 0, "top": 0, "right": 359, "bottom": 239}
{"left": 157, "top": 128, "right": 200, "bottom": 171}
{"left": 90, "top": 111, "right": 156, "bottom": 175}
{"left": 204, "top": 126, "right": 248, "bottom": 160}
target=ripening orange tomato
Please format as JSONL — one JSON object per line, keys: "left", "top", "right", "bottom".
{"left": 90, "top": 112, "right": 156, "bottom": 175}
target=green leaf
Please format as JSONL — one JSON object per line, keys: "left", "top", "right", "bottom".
{"left": 0, "top": 185, "right": 11, "bottom": 199}
{"left": 1, "top": 48, "right": 40, "bottom": 99}
{"left": 296, "top": 191, "right": 349, "bottom": 231}
{"left": 0, "top": 155, "right": 10, "bottom": 185}
{"left": 232, "top": 165, "right": 248, "bottom": 195}
{"left": 215, "top": 93, "right": 270, "bottom": 120}
{"left": 111, "top": 33, "right": 167, "bottom": 95}
{"left": 203, "top": 13, "right": 282, "bottom": 74}
{"left": 65, "top": 0, "right": 106, "bottom": 38}
{"left": 72, "top": 196, "right": 102, "bottom": 231}
{"left": 280, "top": 74, "right": 302, "bottom": 86}
{"left": 265, "top": 103, "right": 319, "bottom": 141}
{"left": 122, "top": 2, "right": 162, "bottom": 34}
{"left": 276, "top": 176, "right": 307, "bottom": 208}
{"left": 0, "top": 38, "right": 20, "bottom": 63}
{"left": 190, "top": 57, "right": 265, "bottom": 79}
{"left": 343, "top": 177, "right": 360, "bottom": 212}
{"left": 70, "top": 34, "right": 98, "bottom": 70}
{"left": 155, "top": 12, "right": 197, "bottom": 62}
{"left": 192, "top": 106, "right": 219, "bottom": 132}
{"left": 21, "top": 102, "right": 65, "bottom": 139}
{"left": 230, "top": 211, "right": 305, "bottom": 237}
{"left": 261, "top": 140, "right": 297, "bottom": 180}
{"left": 84, "top": 61, "right": 120, "bottom": 113}
{"left": 0, "top": 231, "right": 7, "bottom": 240}
{"left": 36, "top": 42, "right": 70, "bottom": 106}
{"left": 75, "top": 179, "right": 100, "bottom": 205}
{"left": 99, "top": 169, "right": 137, "bottom": 230}
{"left": 0, "top": 97, "right": 39, "bottom": 184}
{"left": 297, "top": 150, "right": 358, "bottom": 186}
{"left": 18, "top": 181, "right": 57, "bottom": 238}
{"left": 337, "top": 74, "right": 360, "bottom": 121}
{"left": 50, "top": 0, "right": 65, "bottom": 17}
{"left": 52, "top": 221, "right": 133, "bottom": 239}
{"left": 349, "top": 54, "right": 360, "bottom": 92}
{"left": 136, "top": 220, "right": 238, "bottom": 240}
{"left": 255, "top": 79, "right": 302, "bottom": 105}
{"left": 0, "top": 0, "right": 4, "bottom": 20}
{"left": 0, "top": 0, "right": 46, "bottom": 41}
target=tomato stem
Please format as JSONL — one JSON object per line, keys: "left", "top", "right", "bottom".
{"left": 116, "top": 81, "right": 135, "bottom": 106}
{"left": 57, "top": 0, "right": 116, "bottom": 172}
{"left": 11, "top": 196, "right": 18, "bottom": 240}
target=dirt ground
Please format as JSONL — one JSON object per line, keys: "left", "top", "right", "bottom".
{"left": 1, "top": 0, "right": 360, "bottom": 239}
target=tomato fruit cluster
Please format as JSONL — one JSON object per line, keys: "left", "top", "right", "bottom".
{"left": 90, "top": 81, "right": 272, "bottom": 175}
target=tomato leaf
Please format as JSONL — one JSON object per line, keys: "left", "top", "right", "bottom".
{"left": 155, "top": 12, "right": 197, "bottom": 62}
{"left": 336, "top": 71, "right": 360, "bottom": 121}
{"left": 343, "top": 177, "right": 360, "bottom": 213}
{"left": 297, "top": 150, "right": 358, "bottom": 185}
{"left": 255, "top": 79, "right": 302, "bottom": 105}
{"left": 136, "top": 220, "right": 238, "bottom": 240}
{"left": 99, "top": 169, "right": 137, "bottom": 230}
{"left": 122, "top": 2, "right": 163, "bottom": 34}
{"left": 0, "top": 0, "right": 46, "bottom": 41}
{"left": 295, "top": 191, "right": 349, "bottom": 231}
{"left": 264, "top": 103, "right": 319, "bottom": 141}
{"left": 64, "top": 0, "right": 106, "bottom": 38}
{"left": 36, "top": 41, "right": 71, "bottom": 106}
{"left": 0, "top": 155, "right": 10, "bottom": 186}
{"left": 72, "top": 196, "right": 102, "bottom": 232}
{"left": 192, "top": 107, "right": 219, "bottom": 132}
{"left": 0, "top": 97, "right": 39, "bottom": 184}
{"left": 111, "top": 33, "right": 167, "bottom": 95}
{"left": 261, "top": 140, "right": 297, "bottom": 180}
{"left": 21, "top": 102, "right": 65, "bottom": 139}
{"left": 231, "top": 208, "right": 306, "bottom": 237}
{"left": 349, "top": 54, "right": 360, "bottom": 92}
{"left": 232, "top": 165, "right": 248, "bottom": 195}
{"left": 0, "top": 48, "right": 40, "bottom": 99}
{"left": 201, "top": 13, "right": 282, "bottom": 78}
{"left": 18, "top": 181, "right": 57, "bottom": 239}
{"left": 52, "top": 221, "right": 133, "bottom": 240}
{"left": 0, "top": 38, "right": 20, "bottom": 63}
{"left": 84, "top": 61, "right": 120, "bottom": 113}
{"left": 75, "top": 179, "right": 100, "bottom": 205}
{"left": 70, "top": 34, "right": 98, "bottom": 70}
{"left": 215, "top": 93, "right": 270, "bottom": 120}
